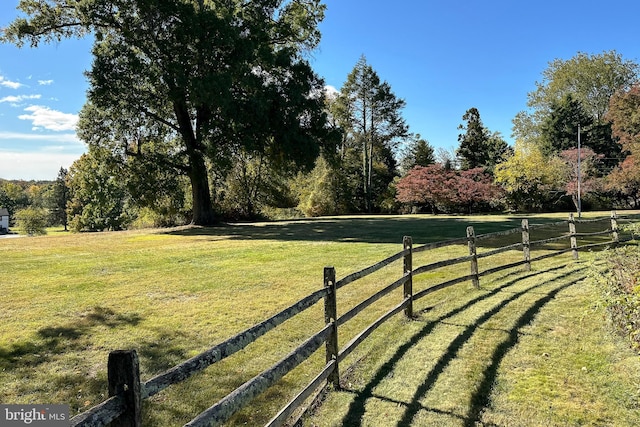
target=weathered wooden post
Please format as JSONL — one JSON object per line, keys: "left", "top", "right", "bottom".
{"left": 569, "top": 213, "right": 578, "bottom": 260}
{"left": 521, "top": 219, "right": 531, "bottom": 272}
{"left": 108, "top": 350, "right": 142, "bottom": 427}
{"left": 323, "top": 267, "right": 339, "bottom": 389}
{"left": 611, "top": 211, "right": 619, "bottom": 246}
{"left": 467, "top": 226, "right": 479, "bottom": 288}
{"left": 403, "top": 236, "right": 413, "bottom": 319}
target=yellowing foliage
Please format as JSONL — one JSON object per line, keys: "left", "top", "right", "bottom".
{"left": 495, "top": 142, "right": 564, "bottom": 190}
{"left": 494, "top": 141, "right": 566, "bottom": 210}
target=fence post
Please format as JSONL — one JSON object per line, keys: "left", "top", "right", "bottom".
{"left": 521, "top": 219, "right": 531, "bottom": 272}
{"left": 467, "top": 226, "right": 479, "bottom": 288}
{"left": 569, "top": 213, "right": 578, "bottom": 260}
{"left": 611, "top": 211, "right": 619, "bottom": 246}
{"left": 403, "top": 236, "right": 413, "bottom": 319}
{"left": 108, "top": 350, "right": 142, "bottom": 427}
{"left": 324, "top": 266, "right": 339, "bottom": 389}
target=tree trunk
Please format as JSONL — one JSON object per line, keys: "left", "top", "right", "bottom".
{"left": 367, "top": 138, "right": 374, "bottom": 212}
{"left": 188, "top": 151, "right": 216, "bottom": 226}
{"left": 362, "top": 98, "right": 369, "bottom": 213}
{"left": 173, "top": 98, "right": 216, "bottom": 226}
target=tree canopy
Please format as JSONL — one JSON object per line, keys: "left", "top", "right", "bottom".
{"left": 604, "top": 84, "right": 640, "bottom": 207}
{"left": 399, "top": 134, "right": 435, "bottom": 174}
{"left": 510, "top": 50, "right": 638, "bottom": 205}
{"left": 528, "top": 50, "right": 639, "bottom": 122}
{"left": 494, "top": 141, "right": 566, "bottom": 211}
{"left": 457, "top": 107, "right": 512, "bottom": 173}
{"left": 332, "top": 56, "right": 408, "bottom": 212}
{"left": 513, "top": 50, "right": 639, "bottom": 158}
{"left": 607, "top": 83, "right": 640, "bottom": 155}
{"left": 539, "top": 94, "right": 592, "bottom": 156}
{"left": 2, "top": 0, "right": 331, "bottom": 225}
{"left": 396, "top": 164, "right": 499, "bottom": 214}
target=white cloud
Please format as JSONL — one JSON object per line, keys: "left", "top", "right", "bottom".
{"left": 0, "top": 75, "right": 22, "bottom": 89}
{"left": 18, "top": 105, "right": 79, "bottom": 131}
{"left": 324, "top": 85, "right": 339, "bottom": 95}
{"left": 0, "top": 94, "right": 42, "bottom": 104}
{"left": 38, "top": 79, "right": 54, "bottom": 86}
{"left": 324, "top": 85, "right": 339, "bottom": 100}
{"left": 0, "top": 150, "right": 81, "bottom": 180}
{"left": 0, "top": 131, "right": 82, "bottom": 146}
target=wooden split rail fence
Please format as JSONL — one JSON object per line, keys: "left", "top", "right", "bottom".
{"left": 70, "top": 212, "right": 634, "bottom": 427}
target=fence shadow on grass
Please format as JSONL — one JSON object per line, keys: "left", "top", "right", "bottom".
{"left": 462, "top": 279, "right": 580, "bottom": 427}
{"left": 67, "top": 211, "right": 635, "bottom": 426}
{"left": 338, "top": 264, "right": 584, "bottom": 427}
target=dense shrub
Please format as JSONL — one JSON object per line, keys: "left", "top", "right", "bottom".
{"left": 15, "top": 207, "right": 48, "bottom": 236}
{"left": 590, "top": 240, "right": 640, "bottom": 353}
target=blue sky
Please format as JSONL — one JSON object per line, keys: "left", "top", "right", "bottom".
{"left": 1, "top": 0, "right": 640, "bottom": 180}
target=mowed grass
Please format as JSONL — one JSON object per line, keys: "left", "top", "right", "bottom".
{"left": 1, "top": 211, "right": 639, "bottom": 426}
{"left": 306, "top": 258, "right": 640, "bottom": 426}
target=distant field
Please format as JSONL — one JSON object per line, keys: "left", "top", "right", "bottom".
{"left": 1, "top": 211, "right": 639, "bottom": 426}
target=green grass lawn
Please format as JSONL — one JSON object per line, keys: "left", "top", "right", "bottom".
{"left": 1, "top": 211, "right": 639, "bottom": 426}
{"left": 306, "top": 256, "right": 640, "bottom": 426}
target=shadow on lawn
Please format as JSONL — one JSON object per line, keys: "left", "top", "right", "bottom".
{"left": 137, "top": 326, "right": 190, "bottom": 374}
{"left": 166, "top": 215, "right": 569, "bottom": 246}
{"left": 462, "top": 279, "right": 579, "bottom": 426}
{"left": 337, "top": 264, "right": 585, "bottom": 427}
{"left": 0, "top": 306, "right": 142, "bottom": 371}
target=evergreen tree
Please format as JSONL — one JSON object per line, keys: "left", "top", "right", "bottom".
{"left": 539, "top": 94, "right": 622, "bottom": 173}
{"left": 399, "top": 135, "right": 435, "bottom": 174}
{"left": 457, "top": 108, "right": 511, "bottom": 173}
{"left": 333, "top": 56, "right": 408, "bottom": 211}
{"left": 539, "top": 94, "right": 592, "bottom": 156}
{"left": 48, "top": 167, "right": 69, "bottom": 231}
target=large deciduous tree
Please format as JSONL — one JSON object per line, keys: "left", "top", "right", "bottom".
{"left": 607, "top": 84, "right": 640, "bottom": 155}
{"left": 66, "top": 149, "right": 131, "bottom": 231}
{"left": 604, "top": 84, "right": 640, "bottom": 206}
{"left": 529, "top": 50, "right": 639, "bottom": 122}
{"left": 512, "top": 50, "right": 638, "bottom": 173}
{"left": 2, "top": 0, "right": 330, "bottom": 225}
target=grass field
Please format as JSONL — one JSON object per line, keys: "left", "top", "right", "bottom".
{"left": 1, "top": 211, "right": 640, "bottom": 426}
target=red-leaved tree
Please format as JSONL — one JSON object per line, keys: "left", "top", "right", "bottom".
{"left": 396, "top": 165, "right": 499, "bottom": 213}
{"left": 605, "top": 84, "right": 640, "bottom": 206}
{"left": 606, "top": 156, "right": 640, "bottom": 207}
{"left": 456, "top": 168, "right": 502, "bottom": 213}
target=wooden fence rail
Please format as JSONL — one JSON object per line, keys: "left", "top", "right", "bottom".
{"left": 70, "top": 211, "right": 635, "bottom": 427}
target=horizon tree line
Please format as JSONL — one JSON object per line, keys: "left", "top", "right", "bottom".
{"left": 1, "top": 0, "right": 638, "bottom": 231}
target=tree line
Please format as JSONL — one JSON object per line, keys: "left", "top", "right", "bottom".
{"left": 2, "top": 2, "right": 640, "bottom": 232}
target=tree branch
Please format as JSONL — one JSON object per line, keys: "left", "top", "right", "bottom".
{"left": 132, "top": 105, "right": 181, "bottom": 133}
